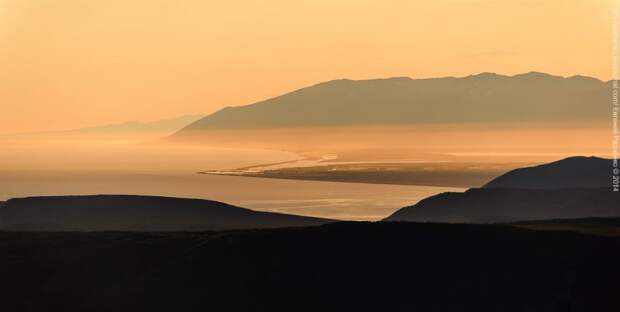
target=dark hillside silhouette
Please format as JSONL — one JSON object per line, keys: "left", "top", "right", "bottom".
{"left": 0, "top": 195, "right": 332, "bottom": 231}
{"left": 484, "top": 156, "right": 610, "bottom": 189}
{"left": 386, "top": 188, "right": 619, "bottom": 223}
{"left": 387, "top": 157, "right": 618, "bottom": 223}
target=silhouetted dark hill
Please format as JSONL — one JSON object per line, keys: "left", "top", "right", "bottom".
{"left": 387, "top": 157, "right": 618, "bottom": 223}
{"left": 175, "top": 72, "right": 608, "bottom": 133}
{"left": 484, "top": 156, "right": 610, "bottom": 189}
{"left": 385, "top": 188, "right": 620, "bottom": 223}
{"left": 1, "top": 222, "right": 619, "bottom": 311}
{"left": 0, "top": 195, "right": 332, "bottom": 231}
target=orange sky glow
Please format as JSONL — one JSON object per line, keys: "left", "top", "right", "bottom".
{"left": 0, "top": 0, "right": 615, "bottom": 134}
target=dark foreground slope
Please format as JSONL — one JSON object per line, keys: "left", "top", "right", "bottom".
{"left": 387, "top": 157, "right": 619, "bottom": 223}
{"left": 0, "top": 195, "right": 332, "bottom": 231}
{"left": 386, "top": 188, "right": 620, "bottom": 223}
{"left": 510, "top": 217, "right": 620, "bottom": 237}
{"left": 484, "top": 156, "right": 610, "bottom": 189}
{"left": 1, "top": 222, "right": 619, "bottom": 312}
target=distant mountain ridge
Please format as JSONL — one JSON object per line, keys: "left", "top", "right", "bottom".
{"left": 0, "top": 195, "right": 332, "bottom": 231}
{"left": 176, "top": 72, "right": 608, "bottom": 133}
{"left": 19, "top": 115, "right": 203, "bottom": 137}
{"left": 386, "top": 156, "right": 619, "bottom": 223}
{"left": 62, "top": 114, "right": 203, "bottom": 134}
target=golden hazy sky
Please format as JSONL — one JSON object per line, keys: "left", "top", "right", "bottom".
{"left": 0, "top": 0, "right": 615, "bottom": 133}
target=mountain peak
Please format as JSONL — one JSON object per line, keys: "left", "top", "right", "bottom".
{"left": 512, "top": 71, "right": 562, "bottom": 79}
{"left": 468, "top": 72, "right": 507, "bottom": 79}
{"left": 567, "top": 75, "right": 603, "bottom": 83}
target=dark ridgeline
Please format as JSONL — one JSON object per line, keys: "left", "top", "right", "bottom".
{"left": 0, "top": 195, "right": 332, "bottom": 231}
{"left": 386, "top": 188, "right": 618, "bottom": 223}
{"left": 483, "top": 156, "right": 610, "bottom": 189}
{"left": 509, "top": 217, "right": 620, "bottom": 236}
{"left": 1, "top": 222, "right": 619, "bottom": 311}
{"left": 174, "top": 72, "right": 608, "bottom": 133}
{"left": 386, "top": 156, "right": 619, "bottom": 223}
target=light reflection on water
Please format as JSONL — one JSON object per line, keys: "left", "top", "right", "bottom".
{"left": 0, "top": 136, "right": 463, "bottom": 220}
{"left": 0, "top": 171, "right": 463, "bottom": 221}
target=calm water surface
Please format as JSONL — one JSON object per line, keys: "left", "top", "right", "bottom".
{"left": 0, "top": 171, "right": 462, "bottom": 220}
{"left": 0, "top": 138, "right": 463, "bottom": 220}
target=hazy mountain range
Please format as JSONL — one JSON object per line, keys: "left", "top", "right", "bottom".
{"left": 18, "top": 114, "right": 202, "bottom": 137}
{"left": 176, "top": 72, "right": 608, "bottom": 133}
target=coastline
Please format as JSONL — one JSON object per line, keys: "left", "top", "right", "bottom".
{"left": 199, "top": 160, "right": 527, "bottom": 188}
